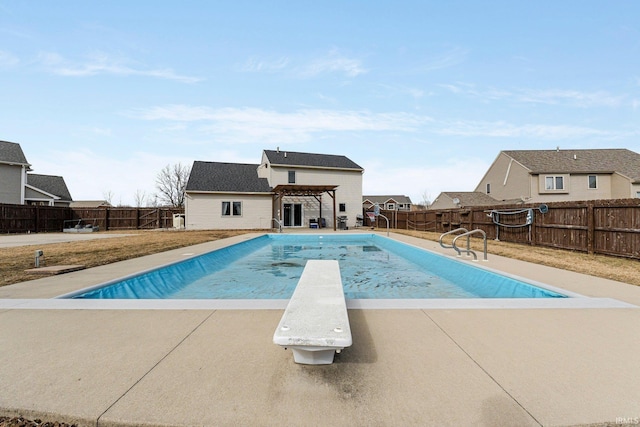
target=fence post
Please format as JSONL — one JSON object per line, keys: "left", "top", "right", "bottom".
{"left": 34, "top": 205, "right": 40, "bottom": 233}
{"left": 530, "top": 206, "right": 537, "bottom": 247}
{"left": 104, "top": 208, "right": 109, "bottom": 231}
{"left": 587, "top": 201, "right": 595, "bottom": 255}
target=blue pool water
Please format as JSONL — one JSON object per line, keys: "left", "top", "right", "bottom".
{"left": 68, "top": 234, "right": 567, "bottom": 300}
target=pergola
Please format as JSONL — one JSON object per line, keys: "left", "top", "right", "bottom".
{"left": 271, "top": 184, "right": 339, "bottom": 231}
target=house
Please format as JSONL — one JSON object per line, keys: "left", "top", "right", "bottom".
{"left": 185, "top": 149, "right": 364, "bottom": 230}
{"left": 25, "top": 174, "right": 73, "bottom": 207}
{"left": 475, "top": 148, "right": 640, "bottom": 203}
{"left": 69, "top": 201, "right": 112, "bottom": 208}
{"left": 429, "top": 191, "right": 500, "bottom": 210}
{"left": 0, "top": 140, "right": 31, "bottom": 205}
{"left": 1, "top": 140, "right": 74, "bottom": 206}
{"left": 362, "top": 195, "right": 413, "bottom": 212}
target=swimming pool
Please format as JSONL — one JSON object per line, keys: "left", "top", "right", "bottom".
{"left": 65, "top": 234, "right": 567, "bottom": 300}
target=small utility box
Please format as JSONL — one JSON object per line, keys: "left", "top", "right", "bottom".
{"left": 173, "top": 213, "right": 185, "bottom": 229}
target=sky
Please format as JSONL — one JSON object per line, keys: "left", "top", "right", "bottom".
{"left": 1, "top": 1, "right": 639, "bottom": 206}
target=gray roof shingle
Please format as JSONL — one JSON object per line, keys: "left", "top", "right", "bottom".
{"left": 503, "top": 149, "right": 640, "bottom": 182}
{"left": 264, "top": 150, "right": 363, "bottom": 170}
{"left": 27, "top": 174, "right": 73, "bottom": 201}
{"left": 0, "top": 140, "right": 30, "bottom": 165}
{"left": 441, "top": 191, "right": 500, "bottom": 207}
{"left": 363, "top": 195, "right": 413, "bottom": 204}
{"left": 186, "top": 161, "right": 272, "bottom": 193}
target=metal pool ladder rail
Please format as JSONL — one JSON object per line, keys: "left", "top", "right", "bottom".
{"left": 440, "top": 228, "right": 488, "bottom": 261}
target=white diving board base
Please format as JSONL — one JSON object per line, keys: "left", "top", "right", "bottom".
{"left": 273, "top": 260, "right": 352, "bottom": 365}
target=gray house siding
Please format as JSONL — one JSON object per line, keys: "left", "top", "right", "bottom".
{"left": 0, "top": 163, "right": 24, "bottom": 204}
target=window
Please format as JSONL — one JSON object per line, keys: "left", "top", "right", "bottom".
{"left": 233, "top": 201, "right": 242, "bottom": 216}
{"left": 545, "top": 176, "right": 564, "bottom": 190}
{"left": 222, "top": 201, "right": 242, "bottom": 216}
{"left": 339, "top": 203, "right": 346, "bottom": 212}
{"left": 387, "top": 203, "right": 396, "bottom": 210}
{"left": 588, "top": 175, "right": 597, "bottom": 189}
{"left": 288, "top": 170, "right": 296, "bottom": 184}
{"left": 486, "top": 183, "right": 491, "bottom": 194}
{"left": 636, "top": 191, "right": 640, "bottom": 198}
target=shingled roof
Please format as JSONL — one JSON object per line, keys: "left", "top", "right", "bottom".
{"left": 0, "top": 140, "right": 30, "bottom": 166}
{"left": 440, "top": 191, "right": 500, "bottom": 207}
{"left": 363, "top": 195, "right": 413, "bottom": 205}
{"left": 264, "top": 150, "right": 363, "bottom": 170}
{"left": 503, "top": 149, "right": 640, "bottom": 183}
{"left": 26, "top": 174, "right": 73, "bottom": 201}
{"left": 186, "top": 161, "right": 272, "bottom": 193}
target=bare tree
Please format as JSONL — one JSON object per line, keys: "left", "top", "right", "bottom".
{"left": 155, "top": 163, "right": 191, "bottom": 207}
{"left": 102, "top": 190, "right": 114, "bottom": 206}
{"left": 420, "top": 190, "right": 432, "bottom": 209}
{"left": 134, "top": 189, "right": 147, "bottom": 207}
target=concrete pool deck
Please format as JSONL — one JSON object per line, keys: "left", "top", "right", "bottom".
{"left": 0, "top": 231, "right": 639, "bottom": 426}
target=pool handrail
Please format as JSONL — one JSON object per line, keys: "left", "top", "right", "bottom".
{"left": 439, "top": 228, "right": 469, "bottom": 252}
{"left": 272, "top": 218, "right": 283, "bottom": 233}
{"left": 378, "top": 213, "right": 390, "bottom": 236}
{"left": 452, "top": 229, "right": 488, "bottom": 261}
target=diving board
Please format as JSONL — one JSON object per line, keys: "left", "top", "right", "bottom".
{"left": 273, "top": 260, "right": 352, "bottom": 365}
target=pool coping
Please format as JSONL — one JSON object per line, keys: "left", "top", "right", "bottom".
{"left": 0, "top": 231, "right": 636, "bottom": 310}
{"left": 0, "top": 296, "right": 633, "bottom": 310}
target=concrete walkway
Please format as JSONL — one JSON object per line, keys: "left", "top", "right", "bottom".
{"left": 0, "top": 232, "right": 136, "bottom": 248}
{"left": 0, "top": 232, "right": 639, "bottom": 426}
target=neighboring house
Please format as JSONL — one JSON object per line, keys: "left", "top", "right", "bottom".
{"left": 185, "top": 149, "right": 364, "bottom": 230}
{"left": 0, "top": 140, "right": 31, "bottom": 205}
{"left": 0, "top": 140, "right": 74, "bottom": 206}
{"left": 69, "top": 200, "right": 112, "bottom": 208}
{"left": 362, "top": 195, "right": 413, "bottom": 212}
{"left": 475, "top": 148, "right": 640, "bottom": 203}
{"left": 25, "top": 174, "right": 73, "bottom": 206}
{"left": 430, "top": 191, "right": 500, "bottom": 210}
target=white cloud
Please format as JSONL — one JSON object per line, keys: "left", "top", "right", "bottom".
{"left": 413, "top": 46, "right": 468, "bottom": 73}
{"left": 518, "top": 89, "right": 624, "bottom": 108}
{"left": 240, "top": 56, "right": 290, "bottom": 72}
{"left": 127, "top": 105, "right": 432, "bottom": 144}
{"left": 436, "top": 120, "right": 614, "bottom": 139}
{"left": 296, "top": 49, "right": 367, "bottom": 78}
{"left": 239, "top": 49, "right": 366, "bottom": 78}
{"left": 37, "top": 51, "right": 203, "bottom": 83}
{"left": 440, "top": 83, "right": 625, "bottom": 108}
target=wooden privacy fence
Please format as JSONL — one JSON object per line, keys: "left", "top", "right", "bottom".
{"left": 0, "top": 204, "right": 184, "bottom": 233}
{"left": 367, "top": 198, "right": 640, "bottom": 260}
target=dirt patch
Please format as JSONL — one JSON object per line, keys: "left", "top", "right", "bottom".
{"left": 0, "top": 417, "right": 75, "bottom": 427}
{"left": 394, "top": 229, "right": 640, "bottom": 287}
{"left": 0, "top": 229, "right": 254, "bottom": 287}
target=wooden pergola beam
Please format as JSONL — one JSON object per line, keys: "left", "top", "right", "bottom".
{"left": 271, "top": 184, "right": 339, "bottom": 231}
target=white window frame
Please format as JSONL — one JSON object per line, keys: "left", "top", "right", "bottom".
{"left": 221, "top": 201, "right": 242, "bottom": 217}
{"left": 386, "top": 203, "right": 396, "bottom": 210}
{"left": 288, "top": 170, "right": 296, "bottom": 184}
{"left": 545, "top": 176, "right": 565, "bottom": 191}
{"left": 339, "top": 203, "right": 346, "bottom": 212}
{"left": 588, "top": 175, "right": 597, "bottom": 189}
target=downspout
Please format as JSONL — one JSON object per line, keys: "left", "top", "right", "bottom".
{"left": 20, "top": 165, "right": 27, "bottom": 204}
